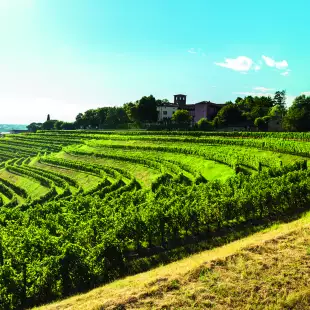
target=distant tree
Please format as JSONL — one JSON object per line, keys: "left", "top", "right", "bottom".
{"left": 235, "top": 97, "right": 243, "bottom": 104}
{"left": 197, "top": 118, "right": 214, "bottom": 131}
{"left": 54, "top": 121, "right": 64, "bottom": 130}
{"left": 47, "top": 114, "right": 50, "bottom": 121}
{"left": 155, "top": 99, "right": 170, "bottom": 106}
{"left": 105, "top": 107, "right": 129, "bottom": 126}
{"left": 268, "top": 104, "right": 284, "bottom": 118}
{"left": 283, "top": 94, "right": 310, "bottom": 131}
{"left": 171, "top": 110, "right": 192, "bottom": 124}
{"left": 254, "top": 116, "right": 271, "bottom": 131}
{"left": 83, "top": 109, "right": 100, "bottom": 128}
{"left": 61, "top": 122, "right": 76, "bottom": 130}
{"left": 75, "top": 113, "right": 86, "bottom": 129}
{"left": 124, "top": 95, "right": 158, "bottom": 123}
{"left": 273, "top": 90, "right": 286, "bottom": 114}
{"left": 27, "top": 123, "right": 42, "bottom": 133}
{"left": 213, "top": 103, "right": 244, "bottom": 127}
{"left": 42, "top": 120, "right": 57, "bottom": 130}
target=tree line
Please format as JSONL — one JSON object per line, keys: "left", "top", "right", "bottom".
{"left": 27, "top": 91, "right": 310, "bottom": 132}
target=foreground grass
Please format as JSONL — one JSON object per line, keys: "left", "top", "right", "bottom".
{"left": 35, "top": 212, "right": 310, "bottom": 310}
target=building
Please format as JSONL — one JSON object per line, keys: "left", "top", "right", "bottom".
{"left": 193, "top": 101, "right": 225, "bottom": 122}
{"left": 157, "top": 94, "right": 224, "bottom": 123}
{"left": 157, "top": 104, "right": 178, "bottom": 121}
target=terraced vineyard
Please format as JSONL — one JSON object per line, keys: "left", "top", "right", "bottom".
{"left": 1, "top": 130, "right": 310, "bottom": 309}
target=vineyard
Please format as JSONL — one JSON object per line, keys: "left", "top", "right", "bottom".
{"left": 0, "top": 130, "right": 310, "bottom": 309}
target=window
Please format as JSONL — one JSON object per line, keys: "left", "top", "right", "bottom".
{"left": 163, "top": 111, "right": 167, "bottom": 115}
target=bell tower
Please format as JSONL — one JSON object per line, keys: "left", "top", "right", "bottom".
{"left": 174, "top": 94, "right": 187, "bottom": 107}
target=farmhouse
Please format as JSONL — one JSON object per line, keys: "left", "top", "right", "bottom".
{"left": 157, "top": 104, "right": 178, "bottom": 121}
{"left": 157, "top": 94, "right": 224, "bottom": 122}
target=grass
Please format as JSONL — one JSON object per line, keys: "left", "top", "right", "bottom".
{"left": 86, "top": 138, "right": 305, "bottom": 166}
{"left": 35, "top": 212, "right": 310, "bottom": 310}
{"left": 0, "top": 169, "right": 49, "bottom": 200}
{"left": 60, "top": 152, "right": 161, "bottom": 188}
{"left": 32, "top": 159, "right": 103, "bottom": 191}
{"left": 73, "top": 144, "right": 235, "bottom": 182}
{"left": 0, "top": 192, "right": 10, "bottom": 204}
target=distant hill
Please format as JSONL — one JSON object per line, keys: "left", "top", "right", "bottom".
{"left": 0, "top": 124, "right": 27, "bottom": 133}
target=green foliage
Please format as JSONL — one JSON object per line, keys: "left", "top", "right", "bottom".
{"left": 171, "top": 109, "right": 192, "bottom": 124}
{"left": 27, "top": 123, "right": 42, "bottom": 133}
{"left": 283, "top": 94, "right": 310, "bottom": 131}
{"left": 254, "top": 116, "right": 271, "bottom": 131}
{"left": 75, "top": 107, "right": 130, "bottom": 129}
{"left": 197, "top": 118, "right": 214, "bottom": 131}
{"left": 273, "top": 90, "right": 286, "bottom": 111}
{"left": 213, "top": 103, "right": 244, "bottom": 127}
{"left": 124, "top": 95, "right": 158, "bottom": 123}
{"left": 42, "top": 120, "right": 58, "bottom": 130}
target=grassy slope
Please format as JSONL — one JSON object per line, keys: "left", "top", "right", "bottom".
{"left": 86, "top": 139, "right": 306, "bottom": 166}
{"left": 31, "top": 159, "right": 102, "bottom": 191}
{"left": 72, "top": 144, "right": 235, "bottom": 182}
{"left": 0, "top": 169, "right": 49, "bottom": 200}
{"left": 60, "top": 152, "right": 161, "bottom": 188}
{"left": 35, "top": 213, "right": 310, "bottom": 310}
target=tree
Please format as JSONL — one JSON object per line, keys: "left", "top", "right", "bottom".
{"left": 61, "top": 122, "right": 76, "bottom": 130}
{"left": 273, "top": 90, "right": 286, "bottom": 112}
{"left": 254, "top": 116, "right": 271, "bottom": 131}
{"left": 156, "top": 99, "right": 169, "bottom": 106}
{"left": 105, "top": 107, "right": 129, "bottom": 126}
{"left": 27, "top": 123, "right": 42, "bottom": 133}
{"left": 213, "top": 103, "right": 244, "bottom": 127}
{"left": 171, "top": 110, "right": 192, "bottom": 124}
{"left": 124, "top": 95, "right": 158, "bottom": 123}
{"left": 54, "top": 121, "right": 64, "bottom": 130}
{"left": 197, "top": 118, "right": 214, "bottom": 131}
{"left": 75, "top": 113, "right": 86, "bottom": 129}
{"left": 47, "top": 114, "right": 50, "bottom": 121}
{"left": 283, "top": 94, "right": 310, "bottom": 131}
{"left": 235, "top": 97, "right": 243, "bottom": 104}
{"left": 42, "top": 120, "right": 57, "bottom": 130}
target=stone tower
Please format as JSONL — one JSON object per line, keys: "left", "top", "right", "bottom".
{"left": 174, "top": 94, "right": 187, "bottom": 107}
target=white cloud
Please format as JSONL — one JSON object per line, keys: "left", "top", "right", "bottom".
{"left": 0, "top": 96, "right": 81, "bottom": 124}
{"left": 253, "top": 87, "right": 275, "bottom": 92}
{"left": 301, "top": 92, "right": 310, "bottom": 96}
{"left": 233, "top": 92, "right": 274, "bottom": 97}
{"left": 281, "top": 71, "right": 290, "bottom": 76}
{"left": 188, "top": 48, "right": 197, "bottom": 54}
{"left": 254, "top": 65, "right": 261, "bottom": 71}
{"left": 215, "top": 56, "right": 253, "bottom": 72}
{"left": 262, "top": 55, "right": 289, "bottom": 70}
{"left": 286, "top": 95, "right": 296, "bottom": 107}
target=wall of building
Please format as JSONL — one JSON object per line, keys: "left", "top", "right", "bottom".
{"left": 157, "top": 105, "right": 178, "bottom": 121}
{"left": 268, "top": 118, "right": 283, "bottom": 132}
{"left": 194, "top": 104, "right": 207, "bottom": 122}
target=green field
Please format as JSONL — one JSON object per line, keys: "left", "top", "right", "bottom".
{"left": 0, "top": 130, "right": 310, "bottom": 309}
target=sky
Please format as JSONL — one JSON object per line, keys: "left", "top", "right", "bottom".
{"left": 1, "top": 0, "right": 310, "bottom": 124}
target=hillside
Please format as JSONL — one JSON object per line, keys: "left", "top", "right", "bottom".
{"left": 35, "top": 212, "right": 310, "bottom": 310}
{"left": 0, "top": 130, "right": 310, "bottom": 309}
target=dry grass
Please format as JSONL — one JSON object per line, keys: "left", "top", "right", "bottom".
{"left": 34, "top": 214, "right": 310, "bottom": 310}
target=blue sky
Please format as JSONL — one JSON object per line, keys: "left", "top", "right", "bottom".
{"left": 1, "top": 0, "right": 310, "bottom": 123}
